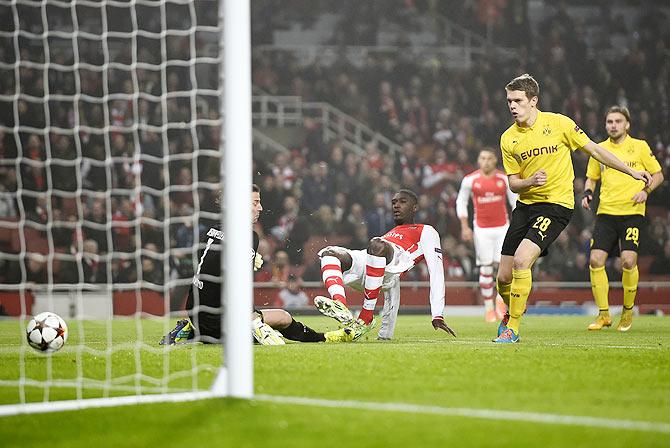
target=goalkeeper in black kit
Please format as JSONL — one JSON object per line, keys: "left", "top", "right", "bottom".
{"left": 160, "top": 184, "right": 363, "bottom": 345}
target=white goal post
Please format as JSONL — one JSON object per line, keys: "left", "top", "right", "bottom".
{"left": 0, "top": 0, "right": 253, "bottom": 415}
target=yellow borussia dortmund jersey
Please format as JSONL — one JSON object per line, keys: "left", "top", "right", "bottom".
{"left": 500, "top": 111, "right": 590, "bottom": 209}
{"left": 587, "top": 135, "right": 662, "bottom": 216}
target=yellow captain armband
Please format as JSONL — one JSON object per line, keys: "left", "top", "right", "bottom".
{"left": 643, "top": 186, "right": 652, "bottom": 195}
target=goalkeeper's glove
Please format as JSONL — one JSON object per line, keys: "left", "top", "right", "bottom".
{"left": 431, "top": 316, "right": 456, "bottom": 337}
{"left": 253, "top": 253, "right": 264, "bottom": 271}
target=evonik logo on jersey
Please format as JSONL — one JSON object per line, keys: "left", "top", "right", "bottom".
{"left": 519, "top": 145, "right": 558, "bottom": 161}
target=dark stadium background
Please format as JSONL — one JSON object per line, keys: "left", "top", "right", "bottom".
{"left": 0, "top": 0, "right": 668, "bottom": 316}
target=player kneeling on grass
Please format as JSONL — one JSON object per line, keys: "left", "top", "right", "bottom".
{"left": 582, "top": 106, "right": 664, "bottom": 332}
{"left": 313, "top": 189, "right": 456, "bottom": 339}
{"left": 160, "top": 184, "right": 361, "bottom": 346}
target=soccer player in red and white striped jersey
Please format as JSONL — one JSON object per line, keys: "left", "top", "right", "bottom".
{"left": 456, "top": 149, "right": 517, "bottom": 322}
{"left": 315, "top": 189, "right": 456, "bottom": 338}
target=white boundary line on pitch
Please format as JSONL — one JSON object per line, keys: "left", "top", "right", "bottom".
{"left": 255, "top": 394, "right": 670, "bottom": 434}
{"left": 2, "top": 392, "right": 669, "bottom": 434}
{"left": 414, "top": 339, "right": 666, "bottom": 350}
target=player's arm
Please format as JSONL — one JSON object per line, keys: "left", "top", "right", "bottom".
{"left": 500, "top": 135, "right": 546, "bottom": 193}
{"left": 455, "top": 176, "right": 473, "bottom": 241}
{"left": 420, "top": 226, "right": 456, "bottom": 337}
{"left": 581, "top": 141, "right": 652, "bottom": 186}
{"left": 503, "top": 176, "right": 518, "bottom": 210}
{"left": 581, "top": 177, "right": 598, "bottom": 210}
{"left": 632, "top": 170, "right": 664, "bottom": 204}
{"left": 507, "top": 171, "right": 547, "bottom": 193}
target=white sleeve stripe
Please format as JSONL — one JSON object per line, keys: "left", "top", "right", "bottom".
{"left": 322, "top": 269, "right": 343, "bottom": 280}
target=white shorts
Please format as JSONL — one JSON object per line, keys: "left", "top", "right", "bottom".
{"left": 318, "top": 245, "right": 407, "bottom": 292}
{"left": 473, "top": 224, "right": 508, "bottom": 266}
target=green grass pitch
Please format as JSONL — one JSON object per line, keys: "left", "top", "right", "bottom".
{"left": 0, "top": 315, "right": 669, "bottom": 447}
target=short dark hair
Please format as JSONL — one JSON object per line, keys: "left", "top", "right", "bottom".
{"left": 215, "top": 184, "right": 259, "bottom": 209}
{"left": 605, "top": 105, "right": 631, "bottom": 123}
{"left": 397, "top": 188, "right": 418, "bottom": 204}
{"left": 506, "top": 73, "right": 540, "bottom": 100}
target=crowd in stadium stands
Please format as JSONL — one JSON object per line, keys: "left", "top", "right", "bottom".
{"left": 250, "top": 0, "right": 670, "bottom": 285}
{"left": 0, "top": 1, "right": 669, "bottom": 292}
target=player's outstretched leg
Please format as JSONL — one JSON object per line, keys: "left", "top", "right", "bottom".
{"left": 324, "top": 327, "right": 355, "bottom": 343}
{"left": 252, "top": 313, "right": 285, "bottom": 345}
{"left": 159, "top": 319, "right": 195, "bottom": 345}
{"left": 494, "top": 267, "right": 530, "bottom": 343}
{"left": 315, "top": 251, "right": 355, "bottom": 324}
{"left": 314, "top": 295, "right": 355, "bottom": 325}
{"left": 358, "top": 238, "right": 389, "bottom": 326}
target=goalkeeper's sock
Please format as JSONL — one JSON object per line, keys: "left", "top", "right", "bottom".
{"left": 360, "top": 253, "right": 386, "bottom": 324}
{"left": 589, "top": 265, "right": 610, "bottom": 315}
{"left": 496, "top": 279, "right": 511, "bottom": 308}
{"left": 507, "top": 268, "right": 532, "bottom": 333}
{"left": 278, "top": 318, "right": 325, "bottom": 343}
{"left": 622, "top": 265, "right": 639, "bottom": 309}
{"left": 321, "top": 255, "right": 347, "bottom": 305}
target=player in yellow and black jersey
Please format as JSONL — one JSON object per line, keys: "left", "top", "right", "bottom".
{"left": 493, "top": 74, "right": 652, "bottom": 343}
{"left": 582, "top": 106, "right": 664, "bottom": 332}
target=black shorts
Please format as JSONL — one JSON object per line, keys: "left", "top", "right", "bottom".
{"left": 501, "top": 202, "right": 573, "bottom": 257}
{"left": 591, "top": 214, "right": 645, "bottom": 256}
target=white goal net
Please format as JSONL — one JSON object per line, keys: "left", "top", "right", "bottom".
{"left": 0, "top": 0, "right": 253, "bottom": 414}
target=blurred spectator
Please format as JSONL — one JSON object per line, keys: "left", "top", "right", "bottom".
{"left": 365, "top": 192, "right": 394, "bottom": 238}
{"left": 312, "top": 204, "right": 338, "bottom": 236}
{"left": 271, "top": 249, "right": 291, "bottom": 284}
{"left": 141, "top": 243, "right": 164, "bottom": 285}
{"left": 2, "top": 1, "right": 669, "bottom": 286}
{"left": 562, "top": 252, "right": 591, "bottom": 282}
{"left": 271, "top": 195, "right": 311, "bottom": 264}
{"left": 649, "top": 240, "right": 670, "bottom": 276}
{"left": 301, "top": 161, "right": 333, "bottom": 213}
{"left": 0, "top": 184, "right": 16, "bottom": 218}
{"left": 277, "top": 274, "right": 309, "bottom": 309}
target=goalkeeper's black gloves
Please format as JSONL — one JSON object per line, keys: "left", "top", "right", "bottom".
{"left": 432, "top": 316, "right": 456, "bottom": 337}
{"left": 583, "top": 188, "right": 593, "bottom": 205}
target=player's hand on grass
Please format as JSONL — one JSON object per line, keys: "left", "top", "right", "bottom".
{"left": 432, "top": 316, "right": 456, "bottom": 337}
{"left": 530, "top": 169, "right": 547, "bottom": 187}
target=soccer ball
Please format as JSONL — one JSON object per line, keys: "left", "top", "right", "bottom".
{"left": 26, "top": 312, "right": 68, "bottom": 353}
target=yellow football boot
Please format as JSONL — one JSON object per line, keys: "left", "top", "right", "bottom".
{"left": 617, "top": 307, "right": 633, "bottom": 332}
{"left": 587, "top": 314, "right": 612, "bottom": 331}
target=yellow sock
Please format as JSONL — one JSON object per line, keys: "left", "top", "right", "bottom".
{"left": 508, "top": 268, "right": 532, "bottom": 333}
{"left": 589, "top": 265, "right": 610, "bottom": 316}
{"left": 622, "top": 266, "right": 639, "bottom": 309}
{"left": 496, "top": 279, "right": 511, "bottom": 308}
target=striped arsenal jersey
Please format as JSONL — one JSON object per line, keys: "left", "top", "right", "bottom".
{"left": 380, "top": 223, "right": 445, "bottom": 318}
{"left": 456, "top": 169, "right": 517, "bottom": 228}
